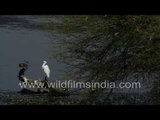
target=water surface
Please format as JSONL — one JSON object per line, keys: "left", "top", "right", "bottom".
{"left": 0, "top": 15, "right": 64, "bottom": 91}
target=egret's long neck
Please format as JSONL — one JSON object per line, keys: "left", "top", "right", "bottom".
{"left": 42, "top": 62, "right": 46, "bottom": 68}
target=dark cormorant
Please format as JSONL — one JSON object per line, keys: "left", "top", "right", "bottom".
{"left": 18, "top": 62, "right": 29, "bottom": 81}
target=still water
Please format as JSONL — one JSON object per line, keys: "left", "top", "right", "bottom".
{"left": 0, "top": 15, "right": 65, "bottom": 91}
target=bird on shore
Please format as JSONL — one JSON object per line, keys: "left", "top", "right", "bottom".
{"left": 42, "top": 60, "right": 50, "bottom": 80}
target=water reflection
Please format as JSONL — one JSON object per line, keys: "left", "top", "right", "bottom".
{"left": 0, "top": 15, "right": 64, "bottom": 90}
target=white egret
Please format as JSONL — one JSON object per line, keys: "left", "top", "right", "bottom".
{"left": 42, "top": 61, "right": 50, "bottom": 79}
